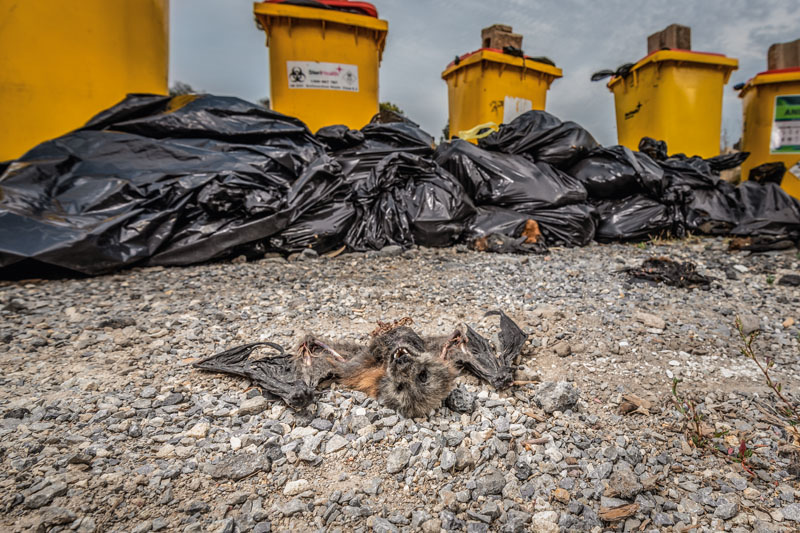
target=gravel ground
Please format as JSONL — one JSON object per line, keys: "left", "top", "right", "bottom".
{"left": 1, "top": 238, "right": 799, "bottom": 533}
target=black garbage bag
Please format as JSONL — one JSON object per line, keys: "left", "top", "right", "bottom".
{"left": 463, "top": 206, "right": 548, "bottom": 254}
{"left": 87, "top": 94, "right": 326, "bottom": 171}
{"left": 683, "top": 187, "right": 740, "bottom": 235}
{"left": 333, "top": 121, "right": 436, "bottom": 184}
{"left": 638, "top": 137, "right": 668, "bottom": 161}
{"left": 479, "top": 110, "right": 599, "bottom": 168}
{"left": 269, "top": 195, "right": 356, "bottom": 254}
{"left": 593, "top": 195, "right": 674, "bottom": 242}
{"left": 315, "top": 124, "right": 365, "bottom": 151}
{"left": 511, "top": 202, "right": 597, "bottom": 247}
{"left": 463, "top": 206, "right": 537, "bottom": 240}
{"left": 344, "top": 152, "right": 476, "bottom": 251}
{"left": 706, "top": 151, "right": 750, "bottom": 172}
{"left": 748, "top": 162, "right": 786, "bottom": 185}
{"left": 731, "top": 181, "right": 800, "bottom": 238}
{"left": 568, "top": 145, "right": 664, "bottom": 200}
{"left": 435, "top": 140, "right": 587, "bottom": 208}
{"left": 0, "top": 94, "right": 344, "bottom": 276}
{"left": 659, "top": 156, "right": 722, "bottom": 190}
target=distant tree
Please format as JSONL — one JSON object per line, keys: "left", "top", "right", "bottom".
{"left": 440, "top": 119, "right": 450, "bottom": 143}
{"left": 169, "top": 82, "right": 201, "bottom": 96}
{"left": 258, "top": 97, "right": 271, "bottom": 109}
{"left": 379, "top": 101, "right": 404, "bottom": 115}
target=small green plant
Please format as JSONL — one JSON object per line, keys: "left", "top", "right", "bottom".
{"left": 766, "top": 274, "right": 775, "bottom": 285}
{"left": 670, "top": 378, "right": 763, "bottom": 474}
{"left": 635, "top": 242, "right": 647, "bottom": 250}
{"left": 671, "top": 377, "right": 710, "bottom": 448}
{"left": 736, "top": 317, "right": 800, "bottom": 445}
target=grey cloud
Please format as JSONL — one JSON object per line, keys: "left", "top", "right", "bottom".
{"left": 171, "top": 0, "right": 800, "bottom": 147}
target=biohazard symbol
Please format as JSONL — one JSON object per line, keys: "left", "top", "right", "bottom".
{"left": 290, "top": 67, "right": 306, "bottom": 83}
{"left": 343, "top": 71, "right": 356, "bottom": 85}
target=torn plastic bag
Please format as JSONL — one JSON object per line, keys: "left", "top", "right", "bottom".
{"left": 748, "top": 162, "right": 786, "bottom": 185}
{"left": 344, "top": 152, "right": 476, "bottom": 251}
{"left": 731, "top": 182, "right": 800, "bottom": 238}
{"left": 568, "top": 145, "right": 664, "bottom": 200}
{"left": 478, "top": 110, "right": 599, "bottom": 168}
{"left": 593, "top": 195, "right": 674, "bottom": 242}
{"left": 511, "top": 202, "right": 596, "bottom": 247}
{"left": 434, "top": 139, "right": 587, "bottom": 208}
{"left": 269, "top": 195, "right": 356, "bottom": 253}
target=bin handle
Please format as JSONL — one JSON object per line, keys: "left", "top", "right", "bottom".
{"left": 457, "top": 122, "right": 499, "bottom": 141}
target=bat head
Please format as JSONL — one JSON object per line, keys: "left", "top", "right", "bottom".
{"left": 370, "top": 326, "right": 456, "bottom": 418}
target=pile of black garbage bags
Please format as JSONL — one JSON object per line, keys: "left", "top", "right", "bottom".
{"left": 1, "top": 94, "right": 799, "bottom": 277}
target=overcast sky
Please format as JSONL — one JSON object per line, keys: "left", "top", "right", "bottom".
{"left": 171, "top": 0, "right": 800, "bottom": 146}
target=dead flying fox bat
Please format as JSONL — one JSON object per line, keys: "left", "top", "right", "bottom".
{"left": 193, "top": 310, "right": 528, "bottom": 417}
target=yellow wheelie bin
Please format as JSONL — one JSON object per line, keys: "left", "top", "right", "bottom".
{"left": 0, "top": 0, "right": 169, "bottom": 161}
{"left": 442, "top": 51, "right": 562, "bottom": 141}
{"left": 441, "top": 25, "right": 562, "bottom": 141}
{"left": 253, "top": 0, "right": 388, "bottom": 133}
{"left": 607, "top": 50, "right": 738, "bottom": 158}
{"left": 738, "top": 68, "right": 800, "bottom": 199}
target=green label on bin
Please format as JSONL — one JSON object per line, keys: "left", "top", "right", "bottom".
{"left": 771, "top": 95, "right": 800, "bottom": 154}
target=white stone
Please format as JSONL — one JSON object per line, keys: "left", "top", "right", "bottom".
{"left": 186, "top": 422, "right": 209, "bottom": 439}
{"left": 283, "top": 479, "right": 309, "bottom": 496}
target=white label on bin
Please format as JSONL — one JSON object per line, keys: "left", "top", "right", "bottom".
{"left": 502, "top": 96, "right": 532, "bottom": 124}
{"left": 287, "top": 61, "right": 359, "bottom": 92}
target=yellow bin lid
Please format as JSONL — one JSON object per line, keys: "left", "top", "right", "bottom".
{"left": 739, "top": 67, "right": 800, "bottom": 97}
{"left": 254, "top": 1, "right": 388, "bottom": 58}
{"left": 441, "top": 48, "right": 563, "bottom": 80}
{"left": 607, "top": 49, "right": 739, "bottom": 90}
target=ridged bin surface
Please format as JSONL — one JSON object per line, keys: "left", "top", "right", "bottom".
{"left": 254, "top": 2, "right": 388, "bottom": 133}
{"left": 0, "top": 0, "right": 169, "bottom": 161}
{"left": 739, "top": 68, "right": 800, "bottom": 199}
{"left": 607, "top": 50, "right": 738, "bottom": 159}
{"left": 441, "top": 49, "right": 562, "bottom": 141}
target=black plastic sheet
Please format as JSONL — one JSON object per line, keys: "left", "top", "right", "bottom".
{"left": 344, "top": 152, "right": 476, "bottom": 251}
{"left": 435, "top": 140, "right": 587, "bottom": 208}
{"left": 479, "top": 110, "right": 599, "bottom": 168}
